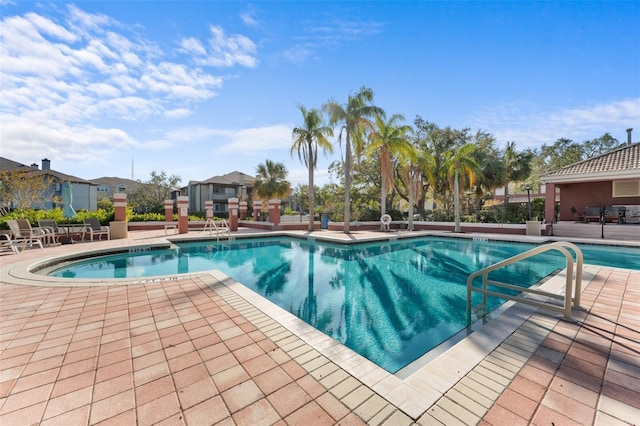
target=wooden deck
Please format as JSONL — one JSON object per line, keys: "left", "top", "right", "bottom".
{"left": 551, "top": 221, "right": 640, "bottom": 242}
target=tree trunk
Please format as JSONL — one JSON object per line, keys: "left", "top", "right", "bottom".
{"left": 432, "top": 186, "right": 437, "bottom": 210}
{"left": 454, "top": 170, "right": 461, "bottom": 232}
{"left": 503, "top": 181, "right": 509, "bottom": 207}
{"left": 343, "top": 134, "right": 352, "bottom": 234}
{"left": 408, "top": 175, "right": 415, "bottom": 231}
{"left": 308, "top": 141, "right": 315, "bottom": 232}
{"left": 380, "top": 176, "right": 387, "bottom": 230}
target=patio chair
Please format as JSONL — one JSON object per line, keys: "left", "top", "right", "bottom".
{"left": 571, "top": 207, "right": 585, "bottom": 223}
{"left": 6, "top": 219, "right": 44, "bottom": 251}
{"left": 82, "top": 218, "right": 110, "bottom": 241}
{"left": 17, "top": 219, "right": 54, "bottom": 246}
{"left": 0, "top": 233, "right": 19, "bottom": 254}
{"left": 38, "top": 219, "right": 70, "bottom": 245}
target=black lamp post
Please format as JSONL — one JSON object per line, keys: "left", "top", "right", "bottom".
{"left": 526, "top": 185, "right": 532, "bottom": 221}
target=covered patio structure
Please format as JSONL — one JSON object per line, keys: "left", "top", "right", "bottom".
{"left": 541, "top": 142, "right": 640, "bottom": 227}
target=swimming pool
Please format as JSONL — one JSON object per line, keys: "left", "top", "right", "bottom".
{"left": 50, "top": 236, "right": 625, "bottom": 372}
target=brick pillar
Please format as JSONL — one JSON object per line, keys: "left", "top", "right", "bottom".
{"left": 239, "top": 201, "right": 247, "bottom": 220}
{"left": 228, "top": 198, "right": 239, "bottom": 231}
{"left": 269, "top": 199, "right": 281, "bottom": 226}
{"left": 205, "top": 200, "right": 213, "bottom": 219}
{"left": 164, "top": 200, "right": 174, "bottom": 222}
{"left": 177, "top": 196, "right": 189, "bottom": 234}
{"left": 114, "top": 193, "right": 127, "bottom": 221}
{"left": 253, "top": 200, "right": 262, "bottom": 221}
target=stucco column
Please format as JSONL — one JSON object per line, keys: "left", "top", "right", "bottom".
{"left": 253, "top": 200, "right": 262, "bottom": 221}
{"left": 228, "top": 198, "right": 239, "bottom": 231}
{"left": 205, "top": 200, "right": 213, "bottom": 219}
{"left": 177, "top": 196, "right": 189, "bottom": 234}
{"left": 269, "top": 199, "right": 281, "bottom": 226}
{"left": 545, "top": 183, "right": 556, "bottom": 224}
{"left": 239, "top": 201, "right": 247, "bottom": 220}
{"left": 110, "top": 193, "right": 128, "bottom": 239}
{"left": 114, "top": 193, "right": 127, "bottom": 222}
{"left": 164, "top": 200, "right": 174, "bottom": 222}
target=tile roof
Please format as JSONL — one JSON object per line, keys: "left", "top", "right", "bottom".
{"left": 541, "top": 142, "right": 640, "bottom": 183}
{"left": 0, "top": 157, "right": 94, "bottom": 184}
{"left": 192, "top": 171, "right": 256, "bottom": 186}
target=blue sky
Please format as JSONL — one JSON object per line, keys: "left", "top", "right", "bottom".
{"left": 1, "top": 1, "right": 639, "bottom": 188}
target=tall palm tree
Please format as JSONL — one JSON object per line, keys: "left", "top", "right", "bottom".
{"left": 445, "top": 143, "right": 479, "bottom": 232}
{"left": 503, "top": 141, "right": 533, "bottom": 206}
{"left": 324, "top": 87, "right": 383, "bottom": 233}
{"left": 291, "top": 105, "right": 334, "bottom": 232}
{"left": 367, "top": 113, "right": 414, "bottom": 218}
{"left": 254, "top": 160, "right": 291, "bottom": 201}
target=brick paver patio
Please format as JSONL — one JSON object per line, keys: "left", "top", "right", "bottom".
{"left": 0, "top": 229, "right": 638, "bottom": 425}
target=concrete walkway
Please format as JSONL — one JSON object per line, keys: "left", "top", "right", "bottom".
{"left": 0, "top": 229, "right": 638, "bottom": 425}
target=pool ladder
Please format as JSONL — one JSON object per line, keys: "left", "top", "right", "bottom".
{"left": 203, "top": 218, "right": 231, "bottom": 243}
{"left": 466, "top": 241, "right": 583, "bottom": 324}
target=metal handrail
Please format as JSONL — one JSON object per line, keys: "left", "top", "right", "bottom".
{"left": 203, "top": 218, "right": 231, "bottom": 241}
{"left": 466, "top": 241, "right": 583, "bottom": 323}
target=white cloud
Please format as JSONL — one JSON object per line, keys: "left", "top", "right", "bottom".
{"left": 206, "top": 25, "right": 258, "bottom": 68}
{"left": 241, "top": 12, "right": 259, "bottom": 27}
{"left": 164, "top": 108, "right": 192, "bottom": 119}
{"left": 180, "top": 37, "right": 207, "bottom": 56}
{"left": 472, "top": 98, "right": 640, "bottom": 149}
{"left": 281, "top": 18, "right": 384, "bottom": 64}
{"left": 25, "top": 11, "right": 78, "bottom": 42}
{"left": 0, "top": 6, "right": 228, "bottom": 140}
{"left": 0, "top": 113, "right": 137, "bottom": 166}
{"left": 67, "top": 4, "right": 114, "bottom": 34}
{"left": 281, "top": 45, "right": 315, "bottom": 65}
{"left": 217, "top": 125, "right": 293, "bottom": 153}
{"left": 180, "top": 26, "right": 258, "bottom": 68}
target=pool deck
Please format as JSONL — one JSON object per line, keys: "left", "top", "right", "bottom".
{"left": 0, "top": 228, "right": 638, "bottom": 425}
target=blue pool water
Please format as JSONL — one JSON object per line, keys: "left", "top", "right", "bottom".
{"left": 48, "top": 237, "right": 640, "bottom": 372}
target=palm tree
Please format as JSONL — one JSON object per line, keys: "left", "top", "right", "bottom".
{"left": 324, "top": 87, "right": 383, "bottom": 233}
{"left": 254, "top": 160, "right": 291, "bottom": 201}
{"left": 291, "top": 105, "right": 334, "bottom": 232}
{"left": 503, "top": 141, "right": 533, "bottom": 206}
{"left": 469, "top": 131, "right": 504, "bottom": 211}
{"left": 367, "top": 113, "right": 414, "bottom": 218}
{"left": 445, "top": 143, "right": 479, "bottom": 232}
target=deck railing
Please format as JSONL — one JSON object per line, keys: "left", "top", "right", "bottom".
{"left": 466, "top": 241, "right": 583, "bottom": 323}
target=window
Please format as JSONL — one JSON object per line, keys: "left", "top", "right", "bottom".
{"left": 224, "top": 187, "right": 236, "bottom": 196}
{"left": 613, "top": 180, "right": 640, "bottom": 197}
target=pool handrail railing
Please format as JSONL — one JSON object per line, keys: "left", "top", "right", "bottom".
{"left": 466, "top": 241, "right": 583, "bottom": 324}
{"left": 203, "top": 218, "right": 231, "bottom": 241}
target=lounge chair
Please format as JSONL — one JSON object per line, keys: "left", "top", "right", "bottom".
{"left": 6, "top": 219, "right": 44, "bottom": 251}
{"left": 571, "top": 207, "right": 585, "bottom": 223}
{"left": 17, "top": 219, "right": 54, "bottom": 246}
{"left": 0, "top": 233, "right": 19, "bottom": 254}
{"left": 38, "top": 219, "right": 71, "bottom": 245}
{"left": 82, "top": 218, "right": 110, "bottom": 241}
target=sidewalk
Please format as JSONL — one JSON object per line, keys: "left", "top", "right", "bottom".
{"left": 0, "top": 230, "right": 638, "bottom": 425}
